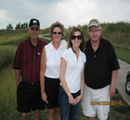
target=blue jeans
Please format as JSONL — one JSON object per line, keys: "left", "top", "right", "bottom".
{"left": 58, "top": 86, "right": 80, "bottom": 120}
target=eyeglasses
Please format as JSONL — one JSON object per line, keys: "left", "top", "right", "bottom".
{"left": 30, "top": 27, "right": 39, "bottom": 31}
{"left": 71, "top": 35, "right": 82, "bottom": 40}
{"left": 89, "top": 29, "right": 100, "bottom": 33}
{"left": 53, "top": 32, "right": 62, "bottom": 35}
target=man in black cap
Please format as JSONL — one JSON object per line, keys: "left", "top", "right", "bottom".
{"left": 13, "top": 18, "right": 47, "bottom": 120}
{"left": 82, "top": 19, "right": 120, "bottom": 120}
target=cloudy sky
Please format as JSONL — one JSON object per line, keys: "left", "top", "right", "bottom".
{"left": 0, "top": 0, "right": 130, "bottom": 29}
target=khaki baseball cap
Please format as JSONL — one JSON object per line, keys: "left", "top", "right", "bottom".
{"left": 88, "top": 19, "right": 101, "bottom": 29}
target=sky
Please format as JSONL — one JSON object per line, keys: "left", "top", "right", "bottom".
{"left": 0, "top": 0, "right": 130, "bottom": 29}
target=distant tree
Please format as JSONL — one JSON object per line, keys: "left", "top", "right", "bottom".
{"left": 21, "top": 23, "right": 28, "bottom": 29}
{"left": 6, "top": 23, "right": 13, "bottom": 30}
{"left": 15, "top": 22, "right": 21, "bottom": 29}
{"left": 15, "top": 22, "right": 28, "bottom": 30}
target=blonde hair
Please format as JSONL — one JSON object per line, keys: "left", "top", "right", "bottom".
{"left": 49, "top": 21, "right": 65, "bottom": 39}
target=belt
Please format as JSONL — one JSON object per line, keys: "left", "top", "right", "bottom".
{"left": 22, "top": 81, "right": 39, "bottom": 85}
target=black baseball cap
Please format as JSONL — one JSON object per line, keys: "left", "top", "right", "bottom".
{"left": 29, "top": 18, "right": 40, "bottom": 28}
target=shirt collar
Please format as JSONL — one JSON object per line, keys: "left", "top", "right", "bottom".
{"left": 87, "top": 37, "right": 103, "bottom": 51}
{"left": 29, "top": 37, "right": 40, "bottom": 47}
{"left": 49, "top": 41, "right": 63, "bottom": 50}
{"left": 68, "top": 47, "right": 82, "bottom": 55}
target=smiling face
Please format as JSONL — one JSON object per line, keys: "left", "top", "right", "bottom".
{"left": 71, "top": 31, "right": 82, "bottom": 49}
{"left": 52, "top": 27, "right": 62, "bottom": 43}
{"left": 88, "top": 26, "right": 102, "bottom": 43}
{"left": 28, "top": 25, "right": 40, "bottom": 41}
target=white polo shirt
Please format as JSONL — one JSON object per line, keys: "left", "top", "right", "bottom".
{"left": 45, "top": 41, "right": 67, "bottom": 78}
{"left": 61, "top": 48, "right": 86, "bottom": 93}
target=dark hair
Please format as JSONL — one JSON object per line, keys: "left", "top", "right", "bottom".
{"left": 49, "top": 21, "right": 65, "bottom": 39}
{"left": 68, "top": 27, "right": 86, "bottom": 52}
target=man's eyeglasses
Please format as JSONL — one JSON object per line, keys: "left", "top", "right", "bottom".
{"left": 30, "top": 27, "right": 39, "bottom": 31}
{"left": 71, "top": 35, "right": 82, "bottom": 40}
{"left": 89, "top": 29, "right": 100, "bottom": 33}
{"left": 53, "top": 32, "right": 62, "bottom": 35}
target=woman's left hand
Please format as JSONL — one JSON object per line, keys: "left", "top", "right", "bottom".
{"left": 74, "top": 95, "right": 82, "bottom": 105}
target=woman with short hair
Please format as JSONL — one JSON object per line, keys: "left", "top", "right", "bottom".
{"left": 40, "top": 21, "right": 67, "bottom": 120}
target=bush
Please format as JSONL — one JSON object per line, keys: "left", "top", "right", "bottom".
{"left": 102, "top": 22, "right": 130, "bottom": 33}
{"left": 0, "top": 45, "right": 17, "bottom": 71}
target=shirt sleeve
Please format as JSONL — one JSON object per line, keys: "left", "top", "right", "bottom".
{"left": 83, "top": 53, "right": 86, "bottom": 63}
{"left": 13, "top": 42, "right": 23, "bottom": 70}
{"left": 61, "top": 49, "right": 68, "bottom": 62}
{"left": 108, "top": 42, "right": 120, "bottom": 71}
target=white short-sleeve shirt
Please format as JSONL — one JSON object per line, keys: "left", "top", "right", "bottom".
{"left": 61, "top": 48, "right": 86, "bottom": 93}
{"left": 45, "top": 41, "right": 66, "bottom": 78}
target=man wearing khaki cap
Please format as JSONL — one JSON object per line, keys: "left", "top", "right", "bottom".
{"left": 82, "top": 19, "right": 120, "bottom": 120}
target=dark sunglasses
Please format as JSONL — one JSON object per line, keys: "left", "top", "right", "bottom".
{"left": 53, "top": 32, "right": 62, "bottom": 35}
{"left": 30, "top": 27, "right": 39, "bottom": 31}
{"left": 71, "top": 35, "right": 82, "bottom": 40}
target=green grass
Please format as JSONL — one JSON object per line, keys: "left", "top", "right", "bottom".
{"left": 0, "top": 28, "right": 52, "bottom": 45}
{"left": 0, "top": 29, "right": 29, "bottom": 45}
{"left": 102, "top": 31, "right": 130, "bottom": 50}
{"left": 0, "top": 64, "right": 48, "bottom": 120}
{"left": 0, "top": 45, "right": 17, "bottom": 70}
{"left": 114, "top": 45, "right": 130, "bottom": 64}
{"left": 40, "top": 28, "right": 50, "bottom": 35}
{"left": 0, "top": 65, "right": 20, "bottom": 120}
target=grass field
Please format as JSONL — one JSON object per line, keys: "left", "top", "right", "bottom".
{"left": 0, "top": 45, "right": 17, "bottom": 71}
{"left": 114, "top": 46, "right": 130, "bottom": 64}
{"left": 0, "top": 30, "right": 29, "bottom": 45}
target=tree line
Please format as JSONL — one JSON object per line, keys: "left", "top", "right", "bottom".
{"left": 6, "top": 22, "right": 28, "bottom": 30}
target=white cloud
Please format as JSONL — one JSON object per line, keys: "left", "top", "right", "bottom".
{"left": 0, "top": 10, "right": 8, "bottom": 20}
{"left": 0, "top": 0, "right": 130, "bottom": 29}
{"left": 0, "top": 10, "right": 17, "bottom": 29}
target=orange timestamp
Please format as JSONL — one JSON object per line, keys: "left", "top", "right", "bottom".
{"left": 90, "top": 101, "right": 122, "bottom": 106}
